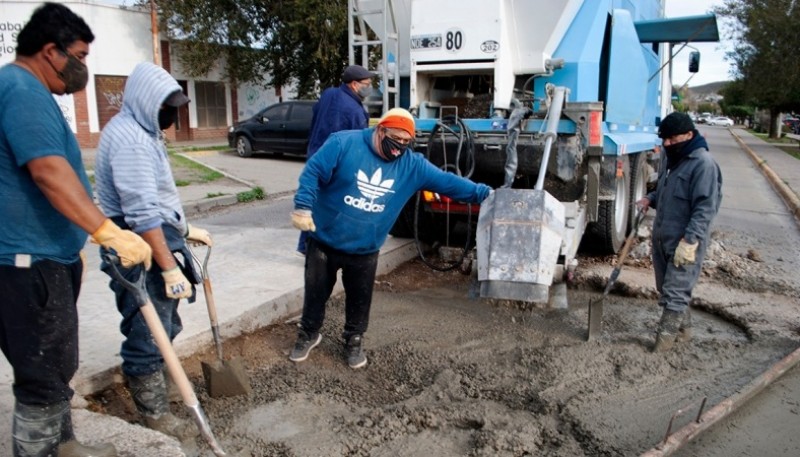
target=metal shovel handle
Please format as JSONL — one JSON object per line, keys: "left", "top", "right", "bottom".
{"left": 101, "top": 252, "right": 227, "bottom": 456}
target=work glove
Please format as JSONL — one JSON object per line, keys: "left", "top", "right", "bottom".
{"left": 91, "top": 219, "right": 152, "bottom": 269}
{"left": 162, "top": 267, "right": 193, "bottom": 299}
{"left": 673, "top": 239, "right": 699, "bottom": 267}
{"left": 291, "top": 209, "right": 316, "bottom": 232}
{"left": 186, "top": 223, "right": 213, "bottom": 246}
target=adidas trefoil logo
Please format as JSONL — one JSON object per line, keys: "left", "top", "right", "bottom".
{"left": 344, "top": 168, "right": 395, "bottom": 213}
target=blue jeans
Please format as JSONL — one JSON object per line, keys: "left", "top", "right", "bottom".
{"left": 101, "top": 256, "right": 183, "bottom": 377}
{"left": 300, "top": 238, "right": 379, "bottom": 340}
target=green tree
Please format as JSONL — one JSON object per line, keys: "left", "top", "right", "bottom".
{"left": 153, "top": 0, "right": 349, "bottom": 98}
{"left": 716, "top": 0, "right": 800, "bottom": 138}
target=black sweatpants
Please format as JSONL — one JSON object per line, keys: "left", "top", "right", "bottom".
{"left": 0, "top": 259, "right": 81, "bottom": 405}
{"left": 300, "top": 238, "right": 380, "bottom": 341}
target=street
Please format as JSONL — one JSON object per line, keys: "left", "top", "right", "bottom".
{"left": 104, "top": 126, "right": 800, "bottom": 456}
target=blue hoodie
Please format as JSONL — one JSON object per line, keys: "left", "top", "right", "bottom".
{"left": 295, "top": 128, "right": 491, "bottom": 254}
{"left": 94, "top": 62, "right": 186, "bottom": 235}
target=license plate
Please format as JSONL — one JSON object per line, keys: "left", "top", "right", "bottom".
{"left": 411, "top": 34, "right": 442, "bottom": 50}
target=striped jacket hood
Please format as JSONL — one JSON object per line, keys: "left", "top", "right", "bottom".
{"left": 122, "top": 62, "right": 183, "bottom": 134}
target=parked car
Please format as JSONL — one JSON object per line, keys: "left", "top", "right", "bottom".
{"left": 707, "top": 116, "right": 734, "bottom": 127}
{"left": 228, "top": 100, "right": 315, "bottom": 157}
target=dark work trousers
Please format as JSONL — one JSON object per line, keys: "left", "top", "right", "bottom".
{"left": 0, "top": 259, "right": 81, "bottom": 405}
{"left": 101, "top": 256, "right": 183, "bottom": 378}
{"left": 300, "top": 237, "right": 380, "bottom": 341}
{"left": 652, "top": 234, "right": 707, "bottom": 313}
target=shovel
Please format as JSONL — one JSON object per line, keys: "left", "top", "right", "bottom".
{"left": 587, "top": 208, "right": 647, "bottom": 341}
{"left": 190, "top": 245, "right": 252, "bottom": 398}
{"left": 101, "top": 252, "right": 227, "bottom": 456}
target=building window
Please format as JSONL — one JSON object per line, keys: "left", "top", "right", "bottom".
{"left": 195, "top": 81, "right": 227, "bottom": 128}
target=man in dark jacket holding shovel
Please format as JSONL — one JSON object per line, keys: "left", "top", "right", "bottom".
{"left": 637, "top": 112, "right": 722, "bottom": 352}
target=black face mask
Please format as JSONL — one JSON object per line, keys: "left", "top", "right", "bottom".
{"left": 158, "top": 106, "right": 178, "bottom": 130}
{"left": 50, "top": 52, "right": 89, "bottom": 94}
{"left": 664, "top": 139, "right": 691, "bottom": 169}
{"left": 380, "top": 135, "right": 407, "bottom": 161}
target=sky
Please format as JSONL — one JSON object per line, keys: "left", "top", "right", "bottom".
{"left": 664, "top": 0, "right": 733, "bottom": 87}
{"left": 103, "top": 0, "right": 733, "bottom": 88}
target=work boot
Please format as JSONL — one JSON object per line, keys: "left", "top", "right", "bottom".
{"left": 58, "top": 406, "right": 117, "bottom": 457}
{"left": 653, "top": 309, "right": 684, "bottom": 352}
{"left": 126, "top": 371, "right": 198, "bottom": 442}
{"left": 676, "top": 309, "right": 692, "bottom": 343}
{"left": 345, "top": 334, "right": 367, "bottom": 369}
{"left": 163, "top": 368, "right": 182, "bottom": 403}
{"left": 13, "top": 400, "right": 116, "bottom": 457}
{"left": 289, "top": 330, "right": 322, "bottom": 362}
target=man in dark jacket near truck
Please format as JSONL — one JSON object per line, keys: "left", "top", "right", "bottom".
{"left": 637, "top": 112, "right": 722, "bottom": 352}
{"left": 289, "top": 108, "right": 492, "bottom": 368}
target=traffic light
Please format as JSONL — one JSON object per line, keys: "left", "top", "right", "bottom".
{"left": 688, "top": 51, "right": 700, "bottom": 73}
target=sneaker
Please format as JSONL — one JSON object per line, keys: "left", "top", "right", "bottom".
{"left": 289, "top": 331, "right": 322, "bottom": 362}
{"left": 345, "top": 335, "right": 367, "bottom": 369}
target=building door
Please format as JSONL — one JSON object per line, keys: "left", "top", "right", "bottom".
{"left": 175, "top": 80, "right": 191, "bottom": 141}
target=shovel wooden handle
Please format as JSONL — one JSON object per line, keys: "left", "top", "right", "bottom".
{"left": 139, "top": 302, "right": 199, "bottom": 407}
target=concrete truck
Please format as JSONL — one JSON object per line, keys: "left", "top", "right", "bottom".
{"left": 349, "top": 0, "right": 719, "bottom": 304}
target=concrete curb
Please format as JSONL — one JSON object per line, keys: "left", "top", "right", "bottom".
{"left": 729, "top": 129, "right": 800, "bottom": 223}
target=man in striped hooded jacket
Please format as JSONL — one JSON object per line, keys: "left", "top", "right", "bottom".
{"left": 94, "top": 61, "right": 212, "bottom": 445}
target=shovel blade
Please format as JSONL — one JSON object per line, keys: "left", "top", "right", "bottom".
{"left": 587, "top": 297, "right": 604, "bottom": 341}
{"left": 202, "top": 357, "right": 252, "bottom": 398}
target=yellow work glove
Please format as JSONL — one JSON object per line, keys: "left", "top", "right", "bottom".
{"left": 673, "top": 239, "right": 699, "bottom": 267}
{"left": 186, "top": 223, "right": 213, "bottom": 246}
{"left": 161, "top": 267, "right": 192, "bottom": 299}
{"left": 291, "top": 209, "right": 316, "bottom": 232}
{"left": 91, "top": 219, "right": 152, "bottom": 269}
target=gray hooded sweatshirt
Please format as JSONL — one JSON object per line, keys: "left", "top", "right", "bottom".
{"left": 94, "top": 62, "right": 185, "bottom": 235}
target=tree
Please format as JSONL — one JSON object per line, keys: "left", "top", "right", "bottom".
{"left": 152, "top": 0, "right": 349, "bottom": 98}
{"left": 716, "top": 0, "right": 800, "bottom": 138}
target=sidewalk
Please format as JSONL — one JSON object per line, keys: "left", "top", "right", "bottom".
{"left": 729, "top": 128, "right": 800, "bottom": 217}
{"left": 0, "top": 148, "right": 418, "bottom": 456}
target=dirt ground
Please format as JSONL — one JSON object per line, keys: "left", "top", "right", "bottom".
{"left": 89, "top": 228, "right": 800, "bottom": 457}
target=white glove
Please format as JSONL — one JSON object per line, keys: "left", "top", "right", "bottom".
{"left": 162, "top": 267, "right": 192, "bottom": 299}
{"left": 673, "top": 239, "right": 698, "bottom": 267}
{"left": 186, "top": 223, "right": 213, "bottom": 246}
{"left": 291, "top": 210, "right": 316, "bottom": 232}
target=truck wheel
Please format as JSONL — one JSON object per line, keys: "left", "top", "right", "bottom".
{"left": 587, "top": 159, "right": 630, "bottom": 254}
{"left": 628, "top": 152, "right": 648, "bottom": 232}
{"left": 236, "top": 136, "right": 253, "bottom": 157}
{"left": 389, "top": 197, "right": 417, "bottom": 238}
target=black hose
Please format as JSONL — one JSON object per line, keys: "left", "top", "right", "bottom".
{"left": 412, "top": 117, "right": 476, "bottom": 272}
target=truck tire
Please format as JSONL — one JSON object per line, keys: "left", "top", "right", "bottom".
{"left": 389, "top": 198, "right": 416, "bottom": 239}
{"left": 586, "top": 159, "right": 630, "bottom": 254}
{"left": 628, "top": 152, "right": 648, "bottom": 232}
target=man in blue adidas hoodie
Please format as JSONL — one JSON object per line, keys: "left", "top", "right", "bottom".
{"left": 296, "top": 64, "right": 375, "bottom": 255}
{"left": 637, "top": 112, "right": 722, "bottom": 352}
{"left": 289, "top": 108, "right": 492, "bottom": 368}
{"left": 94, "top": 62, "right": 212, "bottom": 443}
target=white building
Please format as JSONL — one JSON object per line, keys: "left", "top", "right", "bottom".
{"left": 0, "top": 0, "right": 290, "bottom": 147}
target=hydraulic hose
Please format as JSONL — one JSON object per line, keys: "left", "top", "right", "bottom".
{"left": 413, "top": 117, "right": 476, "bottom": 271}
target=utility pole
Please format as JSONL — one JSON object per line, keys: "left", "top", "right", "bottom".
{"left": 150, "top": 0, "right": 161, "bottom": 66}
